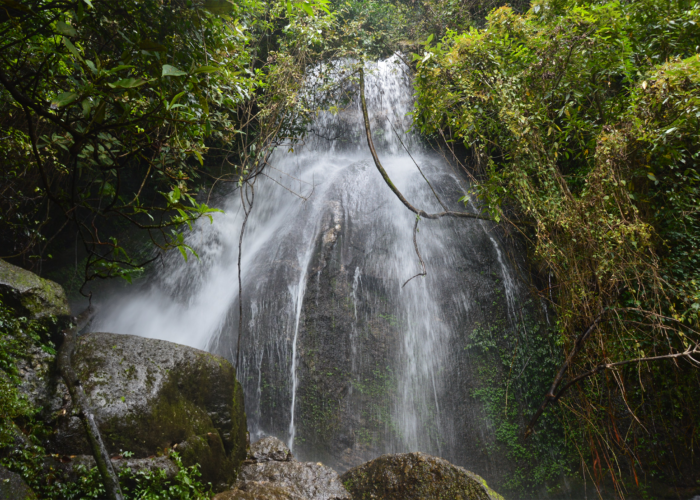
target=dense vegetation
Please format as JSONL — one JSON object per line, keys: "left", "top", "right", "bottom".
{"left": 1, "top": 0, "right": 700, "bottom": 497}
{"left": 414, "top": 0, "right": 700, "bottom": 496}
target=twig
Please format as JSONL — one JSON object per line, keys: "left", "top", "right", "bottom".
{"left": 402, "top": 217, "right": 426, "bottom": 287}
{"left": 236, "top": 181, "right": 253, "bottom": 374}
{"left": 525, "top": 311, "right": 606, "bottom": 437}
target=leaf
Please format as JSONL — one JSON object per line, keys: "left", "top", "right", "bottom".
{"left": 51, "top": 92, "right": 79, "bottom": 108}
{"left": 56, "top": 21, "right": 77, "bottom": 37}
{"left": 647, "top": 172, "right": 657, "bottom": 182}
{"left": 193, "top": 65, "right": 219, "bottom": 75}
{"left": 162, "top": 64, "right": 187, "bottom": 77}
{"left": 62, "top": 37, "right": 83, "bottom": 60}
{"left": 194, "top": 151, "right": 203, "bottom": 166}
{"left": 108, "top": 78, "right": 147, "bottom": 89}
{"left": 178, "top": 245, "right": 188, "bottom": 262}
{"left": 169, "top": 91, "right": 186, "bottom": 109}
{"left": 138, "top": 40, "right": 167, "bottom": 52}
{"left": 107, "top": 65, "right": 134, "bottom": 73}
{"left": 93, "top": 101, "right": 106, "bottom": 123}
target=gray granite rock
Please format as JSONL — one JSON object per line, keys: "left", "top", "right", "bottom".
{"left": 0, "top": 466, "right": 36, "bottom": 500}
{"left": 0, "top": 259, "right": 70, "bottom": 321}
{"left": 249, "top": 436, "right": 294, "bottom": 463}
{"left": 238, "top": 460, "right": 350, "bottom": 500}
{"left": 47, "top": 331, "right": 247, "bottom": 489}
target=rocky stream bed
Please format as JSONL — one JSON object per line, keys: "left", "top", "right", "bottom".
{"left": 0, "top": 259, "right": 503, "bottom": 499}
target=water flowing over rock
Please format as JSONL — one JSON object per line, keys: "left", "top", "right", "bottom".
{"left": 341, "top": 452, "right": 503, "bottom": 500}
{"left": 92, "top": 56, "right": 531, "bottom": 488}
{"left": 45, "top": 332, "right": 246, "bottom": 489}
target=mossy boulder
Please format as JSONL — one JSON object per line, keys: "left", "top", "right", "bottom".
{"left": 0, "top": 259, "right": 70, "bottom": 323}
{"left": 0, "top": 465, "right": 36, "bottom": 500}
{"left": 340, "top": 452, "right": 504, "bottom": 500}
{"left": 48, "top": 332, "right": 247, "bottom": 489}
{"left": 213, "top": 481, "right": 303, "bottom": 500}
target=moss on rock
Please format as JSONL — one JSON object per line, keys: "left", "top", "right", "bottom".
{"left": 340, "top": 452, "right": 504, "bottom": 500}
{"left": 0, "top": 259, "right": 70, "bottom": 323}
{"left": 48, "top": 332, "right": 247, "bottom": 490}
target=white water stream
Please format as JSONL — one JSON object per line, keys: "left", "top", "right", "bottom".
{"left": 92, "top": 56, "right": 524, "bottom": 476}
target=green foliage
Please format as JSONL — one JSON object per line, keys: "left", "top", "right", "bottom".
{"left": 0, "top": 0, "right": 334, "bottom": 286}
{"left": 59, "top": 452, "right": 210, "bottom": 500}
{"left": 414, "top": 0, "right": 700, "bottom": 493}
{"left": 0, "top": 300, "right": 54, "bottom": 448}
{"left": 467, "top": 310, "right": 575, "bottom": 494}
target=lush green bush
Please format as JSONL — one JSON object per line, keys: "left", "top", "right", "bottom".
{"left": 414, "top": 0, "right": 700, "bottom": 494}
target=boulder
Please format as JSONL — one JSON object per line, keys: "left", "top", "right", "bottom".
{"left": 0, "top": 466, "right": 36, "bottom": 500}
{"left": 0, "top": 259, "right": 70, "bottom": 323}
{"left": 238, "top": 461, "right": 350, "bottom": 500}
{"left": 249, "top": 436, "right": 294, "bottom": 463}
{"left": 340, "top": 452, "right": 503, "bottom": 500}
{"left": 213, "top": 481, "right": 303, "bottom": 500}
{"left": 47, "top": 332, "right": 247, "bottom": 490}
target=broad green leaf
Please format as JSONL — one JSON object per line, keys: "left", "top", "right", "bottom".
{"left": 193, "top": 65, "right": 219, "bottom": 75}
{"left": 62, "top": 37, "right": 83, "bottom": 60}
{"left": 107, "top": 65, "right": 135, "bottom": 73}
{"left": 162, "top": 64, "right": 187, "bottom": 77}
{"left": 108, "top": 78, "right": 147, "bottom": 89}
{"left": 169, "top": 91, "right": 186, "bottom": 109}
{"left": 56, "top": 21, "right": 77, "bottom": 37}
{"left": 51, "top": 92, "right": 79, "bottom": 108}
{"left": 194, "top": 151, "right": 203, "bottom": 165}
{"left": 203, "top": 0, "right": 234, "bottom": 15}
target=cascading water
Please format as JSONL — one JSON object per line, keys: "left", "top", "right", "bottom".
{"left": 92, "top": 56, "right": 526, "bottom": 485}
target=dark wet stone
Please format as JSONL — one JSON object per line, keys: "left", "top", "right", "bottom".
{"left": 249, "top": 436, "right": 295, "bottom": 463}
{"left": 238, "top": 460, "right": 351, "bottom": 500}
{"left": 340, "top": 452, "right": 503, "bottom": 500}
{"left": 47, "top": 332, "right": 246, "bottom": 488}
{"left": 0, "top": 466, "right": 36, "bottom": 500}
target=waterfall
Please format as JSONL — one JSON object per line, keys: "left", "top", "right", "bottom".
{"left": 92, "top": 56, "right": 523, "bottom": 483}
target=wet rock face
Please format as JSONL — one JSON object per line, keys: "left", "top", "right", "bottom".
{"left": 250, "top": 436, "right": 295, "bottom": 462}
{"left": 0, "top": 466, "right": 36, "bottom": 500}
{"left": 0, "top": 259, "right": 70, "bottom": 322}
{"left": 213, "top": 481, "right": 303, "bottom": 500}
{"left": 239, "top": 461, "right": 351, "bottom": 500}
{"left": 220, "top": 436, "right": 350, "bottom": 500}
{"left": 47, "top": 332, "right": 246, "bottom": 489}
{"left": 340, "top": 452, "right": 504, "bottom": 500}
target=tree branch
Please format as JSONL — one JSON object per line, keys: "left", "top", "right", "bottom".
{"left": 58, "top": 306, "right": 124, "bottom": 500}
{"left": 358, "top": 67, "right": 493, "bottom": 223}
